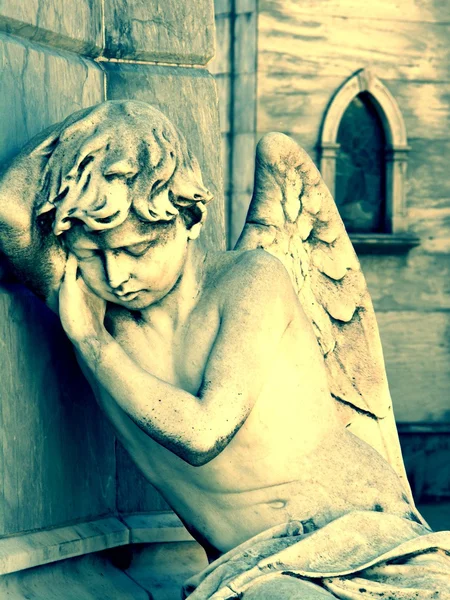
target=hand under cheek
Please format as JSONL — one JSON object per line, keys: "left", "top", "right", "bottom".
{"left": 78, "top": 267, "right": 111, "bottom": 301}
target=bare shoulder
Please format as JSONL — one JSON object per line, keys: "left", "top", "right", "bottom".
{"left": 206, "top": 249, "right": 297, "bottom": 319}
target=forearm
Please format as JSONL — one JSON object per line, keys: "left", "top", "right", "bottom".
{"left": 75, "top": 332, "right": 218, "bottom": 465}
{"left": 0, "top": 136, "right": 66, "bottom": 307}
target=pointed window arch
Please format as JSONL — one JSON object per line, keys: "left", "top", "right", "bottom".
{"left": 320, "top": 69, "right": 411, "bottom": 238}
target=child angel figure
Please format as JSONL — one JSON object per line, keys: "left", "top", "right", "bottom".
{"left": 1, "top": 101, "right": 449, "bottom": 599}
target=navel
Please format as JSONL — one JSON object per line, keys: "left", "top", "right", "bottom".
{"left": 268, "top": 499, "right": 287, "bottom": 510}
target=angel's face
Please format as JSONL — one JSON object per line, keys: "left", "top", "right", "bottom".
{"left": 64, "top": 213, "right": 198, "bottom": 309}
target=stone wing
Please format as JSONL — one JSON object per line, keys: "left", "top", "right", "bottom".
{"left": 235, "top": 132, "right": 412, "bottom": 499}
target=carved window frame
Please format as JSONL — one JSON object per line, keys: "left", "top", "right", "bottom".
{"left": 319, "top": 69, "right": 418, "bottom": 252}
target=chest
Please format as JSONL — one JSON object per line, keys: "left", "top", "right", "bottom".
{"left": 107, "top": 306, "right": 221, "bottom": 394}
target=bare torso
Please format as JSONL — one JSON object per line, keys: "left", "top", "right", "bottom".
{"left": 80, "top": 250, "right": 413, "bottom": 555}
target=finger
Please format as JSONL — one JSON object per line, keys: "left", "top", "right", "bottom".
{"left": 64, "top": 253, "right": 78, "bottom": 282}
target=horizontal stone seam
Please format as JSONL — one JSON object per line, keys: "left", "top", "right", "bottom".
{"left": 95, "top": 56, "right": 211, "bottom": 69}
{"left": 0, "top": 26, "right": 213, "bottom": 69}
{"left": 0, "top": 30, "right": 103, "bottom": 65}
{"left": 0, "top": 17, "right": 102, "bottom": 59}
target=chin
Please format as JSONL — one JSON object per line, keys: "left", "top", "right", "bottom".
{"left": 110, "top": 293, "right": 158, "bottom": 310}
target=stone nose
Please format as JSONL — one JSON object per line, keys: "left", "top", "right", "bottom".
{"left": 104, "top": 253, "right": 130, "bottom": 290}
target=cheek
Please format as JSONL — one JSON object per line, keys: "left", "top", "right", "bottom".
{"left": 135, "top": 247, "right": 185, "bottom": 289}
{"left": 78, "top": 261, "right": 106, "bottom": 289}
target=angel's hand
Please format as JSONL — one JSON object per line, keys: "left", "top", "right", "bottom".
{"left": 59, "top": 254, "right": 107, "bottom": 345}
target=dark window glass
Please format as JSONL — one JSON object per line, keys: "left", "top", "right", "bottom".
{"left": 335, "top": 92, "right": 386, "bottom": 233}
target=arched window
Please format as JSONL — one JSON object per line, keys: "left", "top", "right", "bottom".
{"left": 335, "top": 92, "right": 386, "bottom": 233}
{"left": 319, "top": 69, "right": 418, "bottom": 251}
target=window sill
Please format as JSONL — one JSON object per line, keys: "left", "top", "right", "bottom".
{"left": 349, "top": 233, "right": 420, "bottom": 254}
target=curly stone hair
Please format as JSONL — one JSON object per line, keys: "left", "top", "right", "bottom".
{"left": 35, "top": 100, "right": 213, "bottom": 235}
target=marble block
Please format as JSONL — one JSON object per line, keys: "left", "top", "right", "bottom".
{"left": 105, "top": 63, "right": 225, "bottom": 254}
{"left": 209, "top": 15, "right": 231, "bottom": 76}
{"left": 104, "top": 0, "right": 215, "bottom": 64}
{"left": 0, "top": 0, "right": 102, "bottom": 57}
{"left": 0, "top": 285, "right": 116, "bottom": 536}
{"left": 0, "top": 33, "right": 104, "bottom": 164}
{"left": 0, "top": 34, "right": 112, "bottom": 537}
{"left": 215, "top": 74, "right": 231, "bottom": 134}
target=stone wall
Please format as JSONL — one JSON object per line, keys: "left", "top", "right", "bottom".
{"left": 211, "top": 0, "right": 258, "bottom": 245}
{"left": 0, "top": 0, "right": 224, "bottom": 542}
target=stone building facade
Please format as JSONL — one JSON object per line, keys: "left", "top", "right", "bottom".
{"left": 212, "top": 0, "right": 450, "bottom": 518}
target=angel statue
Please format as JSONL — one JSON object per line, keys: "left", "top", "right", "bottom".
{"left": 0, "top": 100, "right": 449, "bottom": 599}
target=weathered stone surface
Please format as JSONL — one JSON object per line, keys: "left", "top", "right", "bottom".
{"left": 216, "top": 74, "right": 231, "bottom": 133}
{"left": 230, "top": 191, "right": 252, "bottom": 246}
{"left": 105, "top": 63, "right": 225, "bottom": 254}
{"left": 235, "top": 11, "right": 257, "bottom": 74}
{"left": 259, "top": 0, "right": 450, "bottom": 22}
{"left": 257, "top": 72, "right": 343, "bottom": 143}
{"left": 104, "top": 0, "right": 215, "bottom": 64}
{"left": 386, "top": 81, "right": 450, "bottom": 141}
{"left": 236, "top": 0, "right": 257, "bottom": 13}
{"left": 408, "top": 206, "right": 450, "bottom": 253}
{"left": 123, "top": 513, "right": 194, "bottom": 544}
{"left": 406, "top": 138, "right": 450, "bottom": 210}
{"left": 234, "top": 73, "right": 256, "bottom": 133}
{"left": 242, "top": 578, "right": 335, "bottom": 599}
{"left": 0, "top": 518, "right": 128, "bottom": 576}
{"left": 221, "top": 133, "right": 231, "bottom": 195}
{"left": 378, "top": 311, "right": 450, "bottom": 422}
{"left": 361, "top": 253, "right": 450, "bottom": 312}
{"left": 125, "top": 542, "right": 207, "bottom": 600}
{"left": 0, "top": 0, "right": 102, "bottom": 56}
{"left": 210, "top": 14, "right": 231, "bottom": 75}
{"left": 0, "top": 553, "right": 150, "bottom": 599}
{"left": 258, "top": 7, "right": 450, "bottom": 82}
{"left": 0, "top": 34, "right": 112, "bottom": 537}
{"left": 214, "top": 0, "right": 232, "bottom": 16}
{"left": 0, "top": 33, "right": 104, "bottom": 164}
{"left": 0, "top": 287, "right": 116, "bottom": 535}
{"left": 231, "top": 133, "right": 256, "bottom": 194}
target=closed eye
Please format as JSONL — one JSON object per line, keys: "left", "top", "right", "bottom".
{"left": 104, "top": 172, "right": 128, "bottom": 182}
{"left": 124, "top": 241, "right": 156, "bottom": 257}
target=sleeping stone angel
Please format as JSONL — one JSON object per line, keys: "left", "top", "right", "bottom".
{"left": 0, "top": 101, "right": 449, "bottom": 599}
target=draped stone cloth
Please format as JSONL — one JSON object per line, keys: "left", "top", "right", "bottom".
{"left": 183, "top": 512, "right": 450, "bottom": 599}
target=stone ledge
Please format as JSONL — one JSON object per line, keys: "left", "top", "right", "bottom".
{"left": 350, "top": 233, "right": 420, "bottom": 254}
{"left": 0, "top": 517, "right": 129, "bottom": 577}
{"left": 122, "top": 512, "right": 194, "bottom": 544}
{"left": 0, "top": 512, "right": 193, "bottom": 577}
